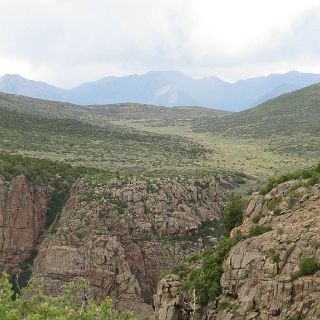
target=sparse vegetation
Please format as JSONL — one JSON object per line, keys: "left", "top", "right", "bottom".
{"left": 192, "top": 84, "right": 320, "bottom": 160}
{"left": 259, "top": 163, "right": 320, "bottom": 195}
{"left": 248, "top": 224, "right": 272, "bottom": 237}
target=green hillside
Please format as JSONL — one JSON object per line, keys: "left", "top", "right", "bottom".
{"left": 0, "top": 103, "right": 211, "bottom": 174}
{"left": 193, "top": 84, "right": 320, "bottom": 156}
{"left": 0, "top": 93, "right": 226, "bottom": 125}
{"left": 1, "top": 84, "right": 319, "bottom": 182}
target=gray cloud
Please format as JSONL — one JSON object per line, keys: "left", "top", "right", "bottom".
{"left": 0, "top": 0, "right": 320, "bottom": 87}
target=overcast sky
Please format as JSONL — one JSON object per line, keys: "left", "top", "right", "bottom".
{"left": 0, "top": 0, "right": 320, "bottom": 88}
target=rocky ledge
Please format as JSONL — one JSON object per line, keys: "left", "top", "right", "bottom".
{"left": 0, "top": 175, "right": 48, "bottom": 273}
{"left": 32, "top": 175, "right": 233, "bottom": 317}
{"left": 154, "top": 181, "right": 320, "bottom": 320}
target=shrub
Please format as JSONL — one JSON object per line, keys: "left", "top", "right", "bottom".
{"left": 252, "top": 213, "right": 263, "bottom": 224}
{"left": 223, "top": 193, "right": 243, "bottom": 233}
{"left": 248, "top": 224, "right": 272, "bottom": 237}
{"left": 187, "top": 254, "right": 199, "bottom": 263}
{"left": 171, "top": 263, "right": 191, "bottom": 278}
{"left": 299, "top": 257, "right": 318, "bottom": 276}
{"left": 0, "top": 273, "right": 135, "bottom": 320}
{"left": 272, "top": 253, "right": 280, "bottom": 264}
{"left": 276, "top": 228, "right": 284, "bottom": 235}
{"left": 183, "top": 236, "right": 234, "bottom": 305}
{"left": 267, "top": 197, "right": 281, "bottom": 211}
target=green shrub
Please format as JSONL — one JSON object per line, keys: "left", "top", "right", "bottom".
{"left": 272, "top": 253, "right": 280, "bottom": 264}
{"left": 252, "top": 213, "right": 264, "bottom": 224}
{"left": 248, "top": 224, "right": 272, "bottom": 237}
{"left": 267, "top": 197, "right": 281, "bottom": 211}
{"left": 223, "top": 193, "right": 243, "bottom": 233}
{"left": 171, "top": 263, "right": 191, "bottom": 278}
{"left": 182, "top": 236, "right": 234, "bottom": 305}
{"left": 0, "top": 273, "right": 135, "bottom": 320}
{"left": 217, "top": 301, "right": 237, "bottom": 311}
{"left": 187, "top": 254, "right": 199, "bottom": 263}
{"left": 299, "top": 257, "right": 318, "bottom": 276}
{"left": 276, "top": 228, "right": 284, "bottom": 235}
{"left": 267, "top": 249, "right": 280, "bottom": 264}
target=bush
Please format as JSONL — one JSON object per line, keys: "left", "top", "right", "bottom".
{"left": 223, "top": 193, "right": 243, "bottom": 233}
{"left": 248, "top": 224, "right": 272, "bottom": 237}
{"left": 251, "top": 213, "right": 263, "bottom": 224}
{"left": 0, "top": 273, "right": 135, "bottom": 320}
{"left": 299, "top": 257, "right": 318, "bottom": 276}
{"left": 183, "top": 237, "right": 234, "bottom": 305}
{"left": 171, "top": 263, "right": 191, "bottom": 278}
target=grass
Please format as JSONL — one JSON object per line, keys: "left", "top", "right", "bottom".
{"left": 115, "top": 121, "right": 315, "bottom": 184}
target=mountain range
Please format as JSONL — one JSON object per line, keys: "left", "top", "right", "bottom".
{"left": 1, "top": 70, "right": 320, "bottom": 111}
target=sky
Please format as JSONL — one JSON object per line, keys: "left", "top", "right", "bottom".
{"left": 0, "top": 0, "right": 320, "bottom": 88}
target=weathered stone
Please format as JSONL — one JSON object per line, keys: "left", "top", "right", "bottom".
{"left": 0, "top": 175, "right": 48, "bottom": 273}
{"left": 32, "top": 176, "right": 232, "bottom": 317}
{"left": 154, "top": 182, "right": 320, "bottom": 320}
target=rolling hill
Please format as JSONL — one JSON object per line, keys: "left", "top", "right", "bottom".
{"left": 0, "top": 92, "right": 223, "bottom": 175}
{"left": 193, "top": 84, "right": 320, "bottom": 156}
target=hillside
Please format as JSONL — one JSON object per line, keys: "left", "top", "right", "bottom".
{"left": 1, "top": 70, "right": 320, "bottom": 111}
{"left": 0, "top": 88, "right": 319, "bottom": 319}
{"left": 154, "top": 165, "right": 320, "bottom": 319}
{"left": 0, "top": 92, "right": 233, "bottom": 176}
{"left": 0, "top": 92, "right": 226, "bottom": 123}
{"left": 193, "top": 84, "right": 320, "bottom": 157}
{"left": 0, "top": 106, "right": 213, "bottom": 174}
{"left": 0, "top": 73, "right": 68, "bottom": 101}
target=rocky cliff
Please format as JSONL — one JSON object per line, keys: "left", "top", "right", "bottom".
{"left": 32, "top": 175, "right": 232, "bottom": 317}
{"left": 0, "top": 175, "right": 48, "bottom": 273}
{"left": 154, "top": 180, "right": 320, "bottom": 320}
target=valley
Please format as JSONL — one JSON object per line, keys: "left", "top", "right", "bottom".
{"left": 2, "top": 2, "right": 320, "bottom": 319}
{"left": 0, "top": 84, "right": 319, "bottom": 320}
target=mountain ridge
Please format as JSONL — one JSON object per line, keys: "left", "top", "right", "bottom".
{"left": 1, "top": 70, "right": 320, "bottom": 111}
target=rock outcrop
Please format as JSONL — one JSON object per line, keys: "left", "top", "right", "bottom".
{"left": 154, "top": 274, "right": 186, "bottom": 320}
{"left": 32, "top": 176, "right": 231, "bottom": 317}
{"left": 0, "top": 175, "right": 48, "bottom": 273}
{"left": 154, "top": 181, "right": 320, "bottom": 320}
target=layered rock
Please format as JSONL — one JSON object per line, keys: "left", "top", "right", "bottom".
{"left": 0, "top": 175, "right": 48, "bottom": 272}
{"left": 154, "top": 275, "right": 186, "bottom": 320}
{"left": 154, "top": 181, "right": 320, "bottom": 320}
{"left": 216, "top": 182, "right": 320, "bottom": 320}
{"left": 32, "top": 176, "right": 231, "bottom": 316}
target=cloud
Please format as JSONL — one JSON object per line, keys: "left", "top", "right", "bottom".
{"left": 0, "top": 0, "right": 320, "bottom": 86}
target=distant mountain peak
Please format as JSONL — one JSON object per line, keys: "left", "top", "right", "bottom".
{"left": 1, "top": 70, "right": 320, "bottom": 111}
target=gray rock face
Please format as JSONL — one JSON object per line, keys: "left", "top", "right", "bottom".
{"left": 217, "top": 182, "right": 320, "bottom": 320}
{"left": 154, "top": 275, "right": 186, "bottom": 320}
{"left": 32, "top": 176, "right": 231, "bottom": 317}
{"left": 154, "top": 181, "right": 320, "bottom": 320}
